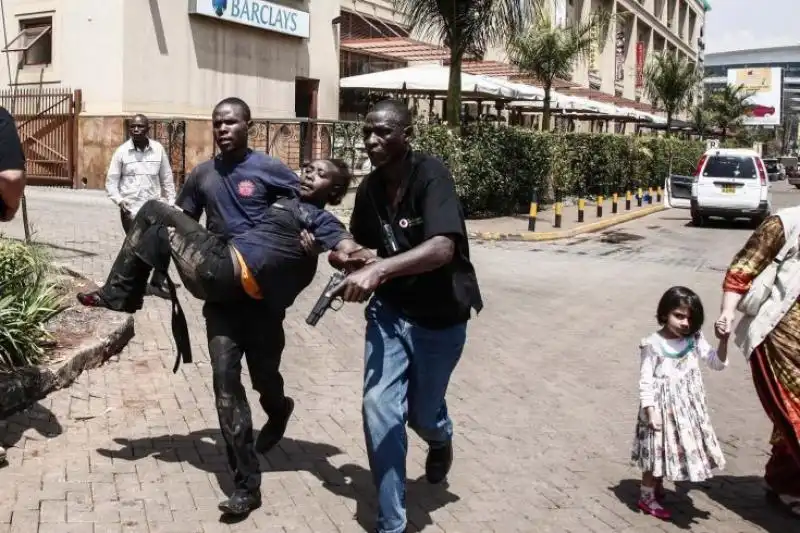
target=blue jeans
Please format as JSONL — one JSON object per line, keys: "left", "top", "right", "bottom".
{"left": 362, "top": 298, "right": 467, "bottom": 533}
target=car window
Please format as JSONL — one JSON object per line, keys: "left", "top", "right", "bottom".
{"left": 702, "top": 155, "right": 757, "bottom": 179}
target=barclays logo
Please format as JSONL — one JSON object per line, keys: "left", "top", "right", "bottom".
{"left": 212, "top": 0, "right": 228, "bottom": 16}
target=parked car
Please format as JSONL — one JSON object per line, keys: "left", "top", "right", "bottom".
{"left": 687, "top": 148, "right": 771, "bottom": 226}
{"left": 762, "top": 158, "right": 783, "bottom": 181}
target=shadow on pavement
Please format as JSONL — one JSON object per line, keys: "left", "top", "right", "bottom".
{"left": 692, "top": 475, "right": 799, "bottom": 533}
{"left": 610, "top": 477, "right": 797, "bottom": 532}
{"left": 609, "top": 478, "right": 710, "bottom": 530}
{"left": 96, "top": 431, "right": 458, "bottom": 532}
{"left": 0, "top": 402, "right": 64, "bottom": 450}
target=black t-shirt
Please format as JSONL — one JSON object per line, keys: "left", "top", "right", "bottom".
{"left": 0, "top": 107, "right": 24, "bottom": 173}
{"left": 350, "top": 151, "right": 483, "bottom": 329}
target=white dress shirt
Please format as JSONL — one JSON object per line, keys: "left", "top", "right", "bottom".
{"left": 105, "top": 138, "right": 176, "bottom": 216}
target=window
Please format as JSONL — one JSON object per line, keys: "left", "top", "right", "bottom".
{"left": 3, "top": 17, "right": 52, "bottom": 66}
{"left": 702, "top": 156, "right": 757, "bottom": 179}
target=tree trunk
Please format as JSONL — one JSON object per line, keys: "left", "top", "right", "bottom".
{"left": 666, "top": 112, "right": 673, "bottom": 137}
{"left": 721, "top": 126, "right": 728, "bottom": 142}
{"left": 447, "top": 48, "right": 463, "bottom": 130}
{"left": 542, "top": 84, "right": 552, "bottom": 132}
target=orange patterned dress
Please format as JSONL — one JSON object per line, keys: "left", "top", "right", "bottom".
{"left": 723, "top": 215, "right": 800, "bottom": 497}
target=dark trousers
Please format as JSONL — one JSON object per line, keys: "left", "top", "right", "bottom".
{"left": 121, "top": 207, "right": 167, "bottom": 288}
{"left": 205, "top": 300, "right": 287, "bottom": 492}
{"left": 102, "top": 200, "right": 236, "bottom": 312}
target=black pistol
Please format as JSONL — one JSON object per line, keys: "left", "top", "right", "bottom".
{"left": 306, "top": 270, "right": 346, "bottom": 326}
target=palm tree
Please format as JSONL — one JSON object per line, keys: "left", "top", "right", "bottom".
{"left": 689, "top": 104, "right": 711, "bottom": 140}
{"left": 392, "top": 0, "right": 536, "bottom": 128}
{"left": 643, "top": 52, "right": 701, "bottom": 135}
{"left": 705, "top": 84, "right": 754, "bottom": 141}
{"left": 506, "top": 8, "right": 611, "bottom": 132}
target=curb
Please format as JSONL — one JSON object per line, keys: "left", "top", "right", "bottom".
{"left": 468, "top": 205, "right": 666, "bottom": 242}
{"left": 0, "top": 267, "right": 134, "bottom": 420}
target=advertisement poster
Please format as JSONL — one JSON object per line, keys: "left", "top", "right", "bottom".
{"left": 635, "top": 42, "right": 644, "bottom": 88}
{"left": 727, "top": 67, "right": 783, "bottom": 126}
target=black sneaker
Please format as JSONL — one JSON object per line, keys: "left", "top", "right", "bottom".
{"left": 218, "top": 489, "right": 261, "bottom": 516}
{"left": 425, "top": 439, "right": 453, "bottom": 484}
{"left": 255, "top": 397, "right": 295, "bottom": 454}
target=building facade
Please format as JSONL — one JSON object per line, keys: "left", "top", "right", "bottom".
{"left": 704, "top": 46, "right": 800, "bottom": 114}
{"left": 0, "top": 0, "right": 709, "bottom": 189}
{"left": 337, "top": 0, "right": 708, "bottom": 120}
{"left": 1, "top": 0, "right": 339, "bottom": 188}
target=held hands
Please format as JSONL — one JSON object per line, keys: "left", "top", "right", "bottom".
{"left": 328, "top": 261, "right": 384, "bottom": 303}
{"left": 714, "top": 310, "right": 735, "bottom": 340}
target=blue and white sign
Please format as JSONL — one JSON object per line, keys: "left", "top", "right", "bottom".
{"left": 189, "top": 0, "right": 310, "bottom": 39}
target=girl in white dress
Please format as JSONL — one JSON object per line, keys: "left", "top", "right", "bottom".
{"left": 631, "top": 286, "right": 730, "bottom": 520}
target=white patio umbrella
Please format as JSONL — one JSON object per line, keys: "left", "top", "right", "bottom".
{"left": 340, "top": 64, "right": 519, "bottom": 99}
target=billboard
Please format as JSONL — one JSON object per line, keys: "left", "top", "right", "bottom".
{"left": 727, "top": 67, "right": 783, "bottom": 126}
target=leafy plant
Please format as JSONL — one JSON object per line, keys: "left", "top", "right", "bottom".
{"left": 705, "top": 83, "right": 755, "bottom": 141}
{"left": 643, "top": 52, "right": 702, "bottom": 135}
{"left": 0, "top": 239, "right": 62, "bottom": 369}
{"left": 392, "top": 0, "right": 536, "bottom": 128}
{"left": 507, "top": 7, "right": 612, "bottom": 132}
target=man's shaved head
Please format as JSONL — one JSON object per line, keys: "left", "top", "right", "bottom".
{"left": 368, "top": 100, "right": 412, "bottom": 128}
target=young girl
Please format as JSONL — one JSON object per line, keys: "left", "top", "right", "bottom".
{"left": 631, "top": 286, "right": 729, "bottom": 520}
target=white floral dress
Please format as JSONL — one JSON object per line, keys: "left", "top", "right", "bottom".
{"left": 631, "top": 331, "right": 727, "bottom": 482}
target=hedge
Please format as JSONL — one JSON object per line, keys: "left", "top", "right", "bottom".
{"left": 412, "top": 122, "right": 705, "bottom": 218}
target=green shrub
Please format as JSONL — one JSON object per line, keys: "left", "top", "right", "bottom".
{"left": 413, "top": 122, "right": 705, "bottom": 217}
{"left": 0, "top": 239, "right": 61, "bottom": 369}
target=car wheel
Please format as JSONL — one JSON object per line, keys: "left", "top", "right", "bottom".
{"left": 795, "top": 185, "right": 800, "bottom": 189}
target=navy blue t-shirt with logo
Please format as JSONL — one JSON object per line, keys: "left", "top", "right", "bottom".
{"left": 176, "top": 150, "right": 348, "bottom": 310}
{"left": 177, "top": 149, "right": 300, "bottom": 239}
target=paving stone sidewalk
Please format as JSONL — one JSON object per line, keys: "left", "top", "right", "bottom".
{"left": 0, "top": 187, "right": 795, "bottom": 533}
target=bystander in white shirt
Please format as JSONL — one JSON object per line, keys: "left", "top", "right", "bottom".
{"left": 105, "top": 138, "right": 176, "bottom": 217}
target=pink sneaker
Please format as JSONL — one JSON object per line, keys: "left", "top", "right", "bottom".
{"left": 638, "top": 497, "right": 671, "bottom": 520}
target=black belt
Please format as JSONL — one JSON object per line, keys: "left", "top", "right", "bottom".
{"left": 165, "top": 272, "right": 192, "bottom": 373}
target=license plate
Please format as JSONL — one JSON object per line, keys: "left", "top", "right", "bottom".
{"left": 721, "top": 184, "right": 735, "bottom": 194}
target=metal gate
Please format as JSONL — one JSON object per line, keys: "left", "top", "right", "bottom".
{"left": 0, "top": 87, "right": 80, "bottom": 186}
{"left": 122, "top": 119, "right": 187, "bottom": 189}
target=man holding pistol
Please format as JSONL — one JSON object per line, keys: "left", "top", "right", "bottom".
{"left": 328, "top": 100, "right": 484, "bottom": 533}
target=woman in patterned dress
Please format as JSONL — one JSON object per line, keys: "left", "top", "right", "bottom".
{"left": 717, "top": 215, "right": 800, "bottom": 517}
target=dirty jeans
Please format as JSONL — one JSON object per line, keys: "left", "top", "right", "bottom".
{"left": 362, "top": 298, "right": 467, "bottom": 533}
{"left": 120, "top": 206, "right": 167, "bottom": 288}
{"left": 205, "top": 300, "right": 287, "bottom": 492}
{"left": 99, "top": 199, "right": 236, "bottom": 311}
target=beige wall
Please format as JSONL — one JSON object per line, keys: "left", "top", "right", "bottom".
{"left": 0, "top": 0, "right": 125, "bottom": 115}
{"left": 2, "top": 0, "right": 340, "bottom": 120}
{"left": 120, "top": 0, "right": 339, "bottom": 120}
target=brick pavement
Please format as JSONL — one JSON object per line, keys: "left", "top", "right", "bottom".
{"left": 0, "top": 186, "right": 796, "bottom": 532}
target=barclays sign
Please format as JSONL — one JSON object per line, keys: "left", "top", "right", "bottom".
{"left": 188, "top": 0, "right": 310, "bottom": 39}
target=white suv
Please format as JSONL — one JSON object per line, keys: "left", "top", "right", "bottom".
{"left": 690, "top": 148, "right": 771, "bottom": 226}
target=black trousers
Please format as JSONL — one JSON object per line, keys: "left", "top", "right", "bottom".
{"left": 121, "top": 207, "right": 167, "bottom": 288}
{"left": 101, "top": 200, "right": 237, "bottom": 311}
{"left": 104, "top": 200, "right": 288, "bottom": 492}
{"left": 205, "top": 300, "right": 287, "bottom": 492}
